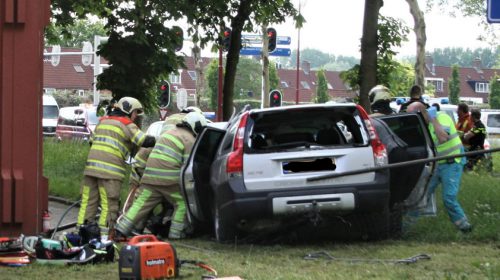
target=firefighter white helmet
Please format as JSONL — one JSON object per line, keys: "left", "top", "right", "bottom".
{"left": 116, "top": 97, "right": 144, "bottom": 115}
{"left": 181, "top": 106, "right": 203, "bottom": 114}
{"left": 182, "top": 112, "right": 207, "bottom": 135}
{"left": 368, "top": 85, "right": 392, "bottom": 105}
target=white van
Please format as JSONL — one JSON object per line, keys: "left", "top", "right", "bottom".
{"left": 481, "top": 109, "right": 500, "bottom": 147}
{"left": 43, "top": 95, "right": 59, "bottom": 136}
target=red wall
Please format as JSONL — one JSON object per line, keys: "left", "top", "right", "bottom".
{"left": 1, "top": 0, "right": 50, "bottom": 235}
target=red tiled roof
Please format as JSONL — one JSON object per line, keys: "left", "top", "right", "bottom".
{"left": 43, "top": 47, "right": 95, "bottom": 90}
{"left": 277, "top": 68, "right": 356, "bottom": 103}
{"left": 425, "top": 65, "right": 500, "bottom": 103}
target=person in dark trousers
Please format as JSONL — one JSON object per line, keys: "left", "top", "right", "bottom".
{"left": 407, "top": 102, "right": 472, "bottom": 233}
{"left": 77, "top": 97, "right": 156, "bottom": 239}
{"left": 463, "top": 109, "right": 486, "bottom": 170}
{"left": 399, "top": 85, "right": 429, "bottom": 112}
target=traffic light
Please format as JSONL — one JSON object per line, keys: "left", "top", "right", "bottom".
{"left": 159, "top": 81, "right": 170, "bottom": 107}
{"left": 222, "top": 27, "right": 231, "bottom": 52}
{"left": 267, "top": 27, "right": 277, "bottom": 53}
{"left": 269, "top": 90, "right": 282, "bottom": 107}
{"left": 172, "top": 26, "right": 183, "bottom": 52}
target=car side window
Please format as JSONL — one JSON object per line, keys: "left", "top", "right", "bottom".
{"left": 220, "top": 122, "right": 237, "bottom": 154}
{"left": 381, "top": 115, "right": 427, "bottom": 148}
{"left": 487, "top": 114, "right": 500, "bottom": 128}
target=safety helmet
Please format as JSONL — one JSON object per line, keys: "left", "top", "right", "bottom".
{"left": 116, "top": 97, "right": 144, "bottom": 116}
{"left": 182, "top": 112, "right": 207, "bottom": 135}
{"left": 181, "top": 106, "right": 203, "bottom": 114}
{"left": 368, "top": 85, "right": 392, "bottom": 105}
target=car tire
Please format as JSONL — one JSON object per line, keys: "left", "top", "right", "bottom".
{"left": 353, "top": 207, "right": 390, "bottom": 241}
{"left": 213, "top": 204, "right": 237, "bottom": 243}
{"left": 389, "top": 207, "right": 403, "bottom": 239}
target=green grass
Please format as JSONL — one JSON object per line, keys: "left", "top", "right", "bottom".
{"left": 28, "top": 141, "right": 500, "bottom": 279}
{"left": 43, "top": 138, "right": 131, "bottom": 201}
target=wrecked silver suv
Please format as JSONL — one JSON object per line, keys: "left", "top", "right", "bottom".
{"left": 181, "top": 104, "right": 436, "bottom": 242}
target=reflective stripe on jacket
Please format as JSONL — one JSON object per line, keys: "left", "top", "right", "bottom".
{"left": 429, "top": 112, "right": 464, "bottom": 164}
{"left": 141, "top": 127, "right": 195, "bottom": 186}
{"left": 84, "top": 117, "right": 147, "bottom": 180}
{"left": 129, "top": 147, "right": 152, "bottom": 185}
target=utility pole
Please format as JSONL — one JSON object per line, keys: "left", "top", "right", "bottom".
{"left": 261, "top": 25, "right": 270, "bottom": 108}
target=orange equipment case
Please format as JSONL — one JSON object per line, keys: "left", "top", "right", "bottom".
{"left": 119, "top": 235, "right": 178, "bottom": 279}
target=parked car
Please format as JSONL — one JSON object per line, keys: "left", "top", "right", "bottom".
{"left": 56, "top": 106, "right": 98, "bottom": 141}
{"left": 481, "top": 109, "right": 500, "bottom": 148}
{"left": 42, "top": 95, "right": 59, "bottom": 136}
{"left": 181, "top": 104, "right": 437, "bottom": 242}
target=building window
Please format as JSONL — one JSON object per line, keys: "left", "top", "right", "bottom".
{"left": 281, "top": 81, "right": 289, "bottom": 88}
{"left": 187, "top": 71, "right": 197, "bottom": 81}
{"left": 425, "top": 78, "right": 444, "bottom": 92}
{"left": 300, "top": 81, "right": 310, "bottom": 90}
{"left": 475, "top": 82, "right": 489, "bottom": 93}
{"left": 73, "top": 64, "right": 85, "bottom": 73}
{"left": 77, "top": 90, "right": 85, "bottom": 97}
{"left": 44, "top": 88, "right": 56, "bottom": 94}
{"left": 169, "top": 72, "right": 181, "bottom": 84}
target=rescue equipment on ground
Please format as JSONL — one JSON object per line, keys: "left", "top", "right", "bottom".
{"left": 304, "top": 251, "right": 431, "bottom": 264}
{"left": 42, "top": 210, "right": 52, "bottom": 233}
{"left": 119, "top": 234, "right": 179, "bottom": 279}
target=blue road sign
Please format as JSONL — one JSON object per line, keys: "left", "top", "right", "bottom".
{"left": 488, "top": 0, "right": 500, "bottom": 23}
{"left": 240, "top": 46, "right": 261, "bottom": 56}
{"left": 241, "top": 34, "right": 292, "bottom": 45}
{"left": 270, "top": 48, "right": 291, "bottom": 57}
{"left": 240, "top": 47, "right": 291, "bottom": 57}
{"left": 277, "top": 36, "right": 291, "bottom": 45}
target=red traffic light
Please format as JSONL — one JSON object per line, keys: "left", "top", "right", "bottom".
{"left": 160, "top": 84, "right": 167, "bottom": 91}
{"left": 224, "top": 30, "right": 231, "bottom": 37}
{"left": 267, "top": 27, "right": 277, "bottom": 53}
{"left": 273, "top": 93, "right": 279, "bottom": 100}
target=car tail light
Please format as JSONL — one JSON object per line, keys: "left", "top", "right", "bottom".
{"left": 356, "top": 105, "right": 388, "bottom": 167}
{"left": 226, "top": 112, "right": 249, "bottom": 174}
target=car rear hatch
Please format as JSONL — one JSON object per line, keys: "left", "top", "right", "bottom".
{"left": 240, "top": 105, "right": 381, "bottom": 191}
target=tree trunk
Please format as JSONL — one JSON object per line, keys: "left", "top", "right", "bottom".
{"left": 360, "top": 0, "right": 383, "bottom": 113}
{"left": 261, "top": 25, "right": 270, "bottom": 108}
{"left": 406, "top": 0, "right": 426, "bottom": 91}
{"left": 223, "top": 0, "right": 252, "bottom": 120}
{"left": 192, "top": 44, "right": 204, "bottom": 106}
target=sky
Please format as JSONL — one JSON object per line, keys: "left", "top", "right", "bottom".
{"left": 271, "top": 0, "right": 495, "bottom": 58}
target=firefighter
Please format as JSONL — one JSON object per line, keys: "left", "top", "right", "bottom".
{"left": 407, "top": 102, "right": 472, "bottom": 233}
{"left": 123, "top": 107, "right": 203, "bottom": 233}
{"left": 77, "top": 97, "right": 156, "bottom": 239}
{"left": 368, "top": 85, "right": 394, "bottom": 116}
{"left": 115, "top": 112, "right": 207, "bottom": 239}
{"left": 456, "top": 103, "right": 473, "bottom": 138}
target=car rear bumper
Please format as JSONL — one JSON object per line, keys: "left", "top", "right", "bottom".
{"left": 216, "top": 170, "right": 390, "bottom": 221}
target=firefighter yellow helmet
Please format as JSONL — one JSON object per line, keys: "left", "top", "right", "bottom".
{"left": 368, "top": 85, "right": 392, "bottom": 105}
{"left": 116, "top": 97, "right": 144, "bottom": 115}
{"left": 182, "top": 112, "right": 207, "bottom": 135}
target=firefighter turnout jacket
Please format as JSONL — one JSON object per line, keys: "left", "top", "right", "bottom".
{"left": 85, "top": 116, "right": 148, "bottom": 180}
{"left": 140, "top": 126, "right": 195, "bottom": 186}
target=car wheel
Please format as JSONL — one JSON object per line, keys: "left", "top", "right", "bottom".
{"left": 389, "top": 207, "right": 403, "bottom": 239}
{"left": 213, "top": 204, "right": 237, "bottom": 243}
{"left": 353, "top": 207, "right": 390, "bottom": 241}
